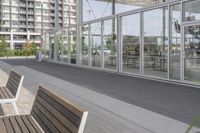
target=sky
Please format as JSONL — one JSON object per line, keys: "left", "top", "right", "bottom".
{"left": 83, "top": 0, "right": 141, "bottom": 21}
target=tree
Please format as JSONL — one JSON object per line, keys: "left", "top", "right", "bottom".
{"left": 0, "top": 37, "right": 7, "bottom": 57}
{"left": 31, "top": 42, "right": 37, "bottom": 55}
{"left": 22, "top": 41, "right": 32, "bottom": 56}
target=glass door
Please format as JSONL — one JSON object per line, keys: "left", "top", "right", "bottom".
{"left": 183, "top": 23, "right": 200, "bottom": 83}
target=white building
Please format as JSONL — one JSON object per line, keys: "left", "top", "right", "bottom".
{"left": 0, "top": 0, "right": 76, "bottom": 49}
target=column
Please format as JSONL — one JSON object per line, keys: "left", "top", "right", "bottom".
{"left": 76, "top": 0, "right": 82, "bottom": 65}
{"left": 10, "top": 30, "right": 14, "bottom": 49}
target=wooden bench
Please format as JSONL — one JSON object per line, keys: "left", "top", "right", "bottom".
{"left": 0, "top": 85, "right": 88, "bottom": 133}
{"left": 0, "top": 70, "right": 24, "bottom": 114}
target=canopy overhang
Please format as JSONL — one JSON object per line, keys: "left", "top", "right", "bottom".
{"left": 95, "top": 0, "right": 157, "bottom": 7}
{"left": 96, "top": 0, "right": 200, "bottom": 13}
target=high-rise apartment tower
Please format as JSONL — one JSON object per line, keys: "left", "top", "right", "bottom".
{"left": 0, "top": 0, "right": 76, "bottom": 49}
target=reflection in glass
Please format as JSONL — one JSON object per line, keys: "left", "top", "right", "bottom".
{"left": 81, "top": 25, "right": 89, "bottom": 66}
{"left": 169, "top": 4, "right": 181, "bottom": 80}
{"left": 184, "top": 25, "right": 200, "bottom": 83}
{"left": 55, "top": 30, "right": 63, "bottom": 62}
{"left": 90, "top": 22, "right": 101, "bottom": 68}
{"left": 62, "top": 28, "right": 69, "bottom": 63}
{"left": 143, "top": 7, "right": 168, "bottom": 78}
{"left": 183, "top": 0, "right": 200, "bottom": 22}
{"left": 122, "top": 13, "right": 140, "bottom": 74}
{"left": 103, "top": 19, "right": 117, "bottom": 70}
{"left": 49, "top": 32, "right": 55, "bottom": 60}
{"left": 41, "top": 32, "right": 50, "bottom": 59}
{"left": 69, "top": 27, "right": 77, "bottom": 64}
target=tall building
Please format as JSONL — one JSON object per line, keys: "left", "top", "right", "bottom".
{"left": 0, "top": 0, "right": 76, "bottom": 49}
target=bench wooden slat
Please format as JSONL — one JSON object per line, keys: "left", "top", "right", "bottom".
{"left": 39, "top": 86, "right": 84, "bottom": 117}
{"left": 6, "top": 71, "right": 23, "bottom": 97}
{"left": 3, "top": 87, "right": 14, "bottom": 98}
{"left": 36, "top": 96, "right": 78, "bottom": 132}
{"left": 1, "top": 115, "right": 43, "bottom": 133}
{"left": 9, "top": 116, "right": 22, "bottom": 133}
{"left": 3, "top": 117, "right": 14, "bottom": 133}
{"left": 30, "top": 85, "right": 88, "bottom": 133}
{"left": 0, "top": 85, "right": 88, "bottom": 133}
{"left": 9, "top": 71, "right": 21, "bottom": 82}
{"left": 1, "top": 87, "right": 11, "bottom": 99}
{"left": 9, "top": 76, "right": 20, "bottom": 85}
{"left": 26, "top": 115, "right": 43, "bottom": 133}
{"left": 0, "top": 88, "right": 6, "bottom": 99}
{"left": 32, "top": 106, "right": 60, "bottom": 133}
{"left": 21, "top": 115, "right": 37, "bottom": 133}
{"left": 0, "top": 87, "right": 14, "bottom": 99}
{"left": 7, "top": 73, "right": 21, "bottom": 85}
{"left": 15, "top": 116, "right": 29, "bottom": 133}
{"left": 6, "top": 81, "right": 18, "bottom": 96}
{"left": 6, "top": 81, "right": 17, "bottom": 96}
{"left": 31, "top": 110, "right": 51, "bottom": 133}
{"left": 37, "top": 87, "right": 81, "bottom": 126}
{"left": 0, "top": 119, "right": 7, "bottom": 133}
{"left": 34, "top": 100, "right": 71, "bottom": 133}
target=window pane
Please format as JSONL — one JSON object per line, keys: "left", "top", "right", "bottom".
{"left": 49, "top": 33, "right": 55, "bottom": 60}
{"left": 184, "top": 25, "right": 200, "bottom": 83}
{"left": 41, "top": 32, "right": 50, "bottom": 59}
{"left": 143, "top": 7, "right": 168, "bottom": 78}
{"left": 81, "top": 25, "right": 89, "bottom": 66}
{"left": 103, "top": 19, "right": 117, "bottom": 70}
{"left": 55, "top": 30, "right": 63, "bottom": 62}
{"left": 62, "top": 28, "right": 69, "bottom": 63}
{"left": 90, "top": 22, "right": 101, "bottom": 68}
{"left": 122, "top": 13, "right": 140, "bottom": 74}
{"left": 69, "top": 27, "right": 77, "bottom": 64}
{"left": 169, "top": 4, "right": 181, "bottom": 80}
{"left": 183, "top": 0, "right": 200, "bottom": 22}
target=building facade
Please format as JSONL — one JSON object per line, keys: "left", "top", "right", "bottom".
{"left": 43, "top": 0, "right": 200, "bottom": 87}
{"left": 0, "top": 0, "right": 76, "bottom": 49}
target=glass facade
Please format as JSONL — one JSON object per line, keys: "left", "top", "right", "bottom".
{"left": 81, "top": 25, "right": 89, "bottom": 66}
{"left": 41, "top": 32, "right": 50, "bottom": 59}
{"left": 183, "top": 0, "right": 200, "bottom": 22}
{"left": 69, "top": 27, "right": 77, "bottom": 64}
{"left": 90, "top": 22, "right": 101, "bottom": 68}
{"left": 62, "top": 29, "right": 69, "bottom": 63}
{"left": 122, "top": 13, "right": 140, "bottom": 74}
{"left": 55, "top": 31, "right": 63, "bottom": 62}
{"left": 43, "top": 0, "right": 200, "bottom": 86}
{"left": 143, "top": 7, "right": 168, "bottom": 78}
{"left": 103, "top": 19, "right": 117, "bottom": 70}
{"left": 169, "top": 4, "right": 181, "bottom": 80}
{"left": 184, "top": 25, "right": 200, "bottom": 83}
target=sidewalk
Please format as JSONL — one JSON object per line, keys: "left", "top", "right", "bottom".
{"left": 0, "top": 56, "right": 35, "bottom": 60}
{"left": 0, "top": 60, "right": 199, "bottom": 133}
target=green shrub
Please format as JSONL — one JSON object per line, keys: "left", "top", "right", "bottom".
{"left": 0, "top": 37, "right": 7, "bottom": 57}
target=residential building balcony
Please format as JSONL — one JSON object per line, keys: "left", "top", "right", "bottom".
{"left": 20, "top": 4, "right": 26, "bottom": 7}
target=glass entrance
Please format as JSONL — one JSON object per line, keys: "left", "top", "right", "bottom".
{"left": 184, "top": 24, "right": 200, "bottom": 83}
